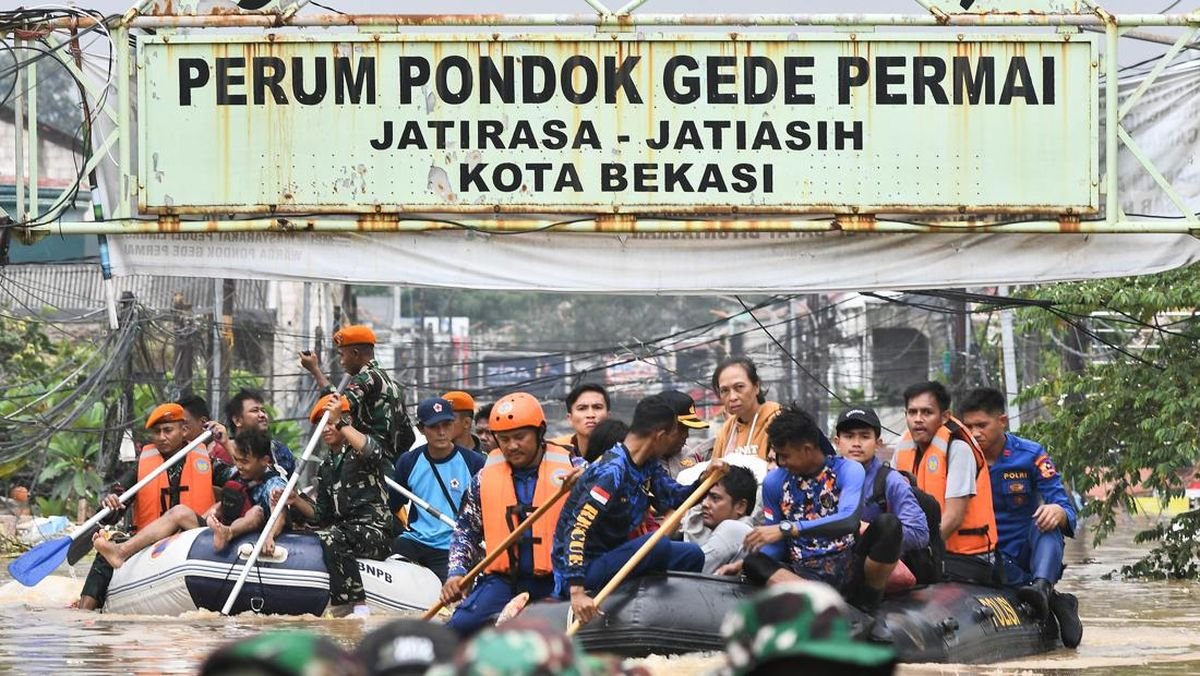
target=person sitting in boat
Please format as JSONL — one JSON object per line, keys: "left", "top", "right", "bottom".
{"left": 724, "top": 404, "right": 864, "bottom": 593}
{"left": 680, "top": 465, "right": 758, "bottom": 574}
{"left": 224, "top": 388, "right": 297, "bottom": 476}
{"left": 835, "top": 405, "right": 932, "bottom": 642}
{"left": 960, "top": 387, "right": 1083, "bottom": 648}
{"left": 548, "top": 383, "right": 611, "bottom": 464}
{"left": 92, "top": 428, "right": 290, "bottom": 570}
{"left": 437, "top": 392, "right": 581, "bottom": 635}
{"left": 78, "top": 403, "right": 219, "bottom": 610}
{"left": 711, "top": 357, "right": 782, "bottom": 461}
{"left": 552, "top": 392, "right": 718, "bottom": 626}
{"left": 581, "top": 418, "right": 629, "bottom": 465}
{"left": 894, "top": 382, "right": 1001, "bottom": 585}
{"left": 442, "top": 391, "right": 487, "bottom": 456}
{"left": 177, "top": 394, "right": 223, "bottom": 460}
{"left": 277, "top": 393, "right": 392, "bottom": 617}
{"left": 474, "top": 403, "right": 496, "bottom": 453}
{"left": 390, "top": 397, "right": 486, "bottom": 584}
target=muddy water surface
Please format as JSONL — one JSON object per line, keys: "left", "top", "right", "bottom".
{"left": 1, "top": 515, "right": 1197, "bottom": 675}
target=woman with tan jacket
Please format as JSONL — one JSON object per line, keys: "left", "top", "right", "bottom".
{"left": 711, "top": 357, "right": 781, "bottom": 461}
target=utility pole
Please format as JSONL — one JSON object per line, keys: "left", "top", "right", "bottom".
{"left": 173, "top": 292, "right": 195, "bottom": 396}
{"left": 210, "top": 279, "right": 220, "bottom": 409}
{"left": 949, "top": 291, "right": 969, "bottom": 404}
{"left": 100, "top": 292, "right": 138, "bottom": 482}
{"left": 999, "top": 286, "right": 1022, "bottom": 431}
{"left": 219, "top": 279, "right": 235, "bottom": 402}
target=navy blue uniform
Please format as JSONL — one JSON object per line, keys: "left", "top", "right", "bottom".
{"left": 551, "top": 444, "right": 703, "bottom": 595}
{"left": 990, "top": 433, "right": 1076, "bottom": 586}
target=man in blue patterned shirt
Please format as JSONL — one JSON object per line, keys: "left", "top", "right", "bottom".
{"left": 729, "top": 403, "right": 865, "bottom": 592}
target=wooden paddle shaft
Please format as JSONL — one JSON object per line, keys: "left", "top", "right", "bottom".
{"left": 566, "top": 468, "right": 726, "bottom": 636}
{"left": 421, "top": 480, "right": 572, "bottom": 621}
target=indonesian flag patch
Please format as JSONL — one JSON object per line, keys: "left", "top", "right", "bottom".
{"left": 589, "top": 486, "right": 611, "bottom": 506}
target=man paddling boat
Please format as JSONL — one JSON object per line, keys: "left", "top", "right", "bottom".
{"left": 552, "top": 392, "right": 720, "bottom": 626}
{"left": 78, "top": 403, "right": 220, "bottom": 610}
{"left": 438, "top": 392, "right": 581, "bottom": 635}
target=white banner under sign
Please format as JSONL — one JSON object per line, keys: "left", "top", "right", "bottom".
{"left": 107, "top": 230, "right": 1200, "bottom": 294}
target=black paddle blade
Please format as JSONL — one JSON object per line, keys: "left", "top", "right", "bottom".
{"left": 66, "top": 524, "right": 101, "bottom": 565}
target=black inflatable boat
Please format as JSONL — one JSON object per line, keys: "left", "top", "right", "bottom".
{"left": 521, "top": 572, "right": 1061, "bottom": 662}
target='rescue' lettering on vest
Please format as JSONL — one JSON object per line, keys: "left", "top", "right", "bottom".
{"left": 133, "top": 446, "right": 217, "bottom": 531}
{"left": 893, "top": 417, "right": 997, "bottom": 556}
{"left": 480, "top": 448, "right": 573, "bottom": 576}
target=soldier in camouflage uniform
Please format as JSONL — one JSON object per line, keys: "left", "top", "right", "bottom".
{"left": 277, "top": 393, "right": 391, "bottom": 617}
{"left": 719, "top": 582, "right": 897, "bottom": 676}
{"left": 300, "top": 324, "right": 407, "bottom": 462}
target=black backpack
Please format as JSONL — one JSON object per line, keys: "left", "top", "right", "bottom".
{"left": 870, "top": 463, "right": 945, "bottom": 585}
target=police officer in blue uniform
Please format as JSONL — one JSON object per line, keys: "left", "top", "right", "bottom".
{"left": 960, "top": 387, "right": 1082, "bottom": 648}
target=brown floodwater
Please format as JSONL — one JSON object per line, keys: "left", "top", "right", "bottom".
{"left": 1, "top": 514, "right": 1198, "bottom": 675}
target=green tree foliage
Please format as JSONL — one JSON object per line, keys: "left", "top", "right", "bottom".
{"left": 1017, "top": 263, "right": 1200, "bottom": 578}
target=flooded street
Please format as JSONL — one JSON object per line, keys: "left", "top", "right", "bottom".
{"left": 1, "top": 514, "right": 1198, "bottom": 675}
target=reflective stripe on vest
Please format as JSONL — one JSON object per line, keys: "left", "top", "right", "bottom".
{"left": 132, "top": 445, "right": 216, "bottom": 531}
{"left": 893, "top": 418, "right": 997, "bottom": 556}
{"left": 480, "top": 448, "right": 573, "bottom": 576}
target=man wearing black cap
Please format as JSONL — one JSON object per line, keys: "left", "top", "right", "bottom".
{"left": 356, "top": 619, "right": 459, "bottom": 676}
{"left": 836, "top": 406, "right": 932, "bottom": 642}
{"left": 390, "top": 397, "right": 485, "bottom": 583}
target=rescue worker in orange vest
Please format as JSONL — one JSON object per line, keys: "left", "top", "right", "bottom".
{"left": 78, "top": 403, "right": 219, "bottom": 610}
{"left": 893, "top": 382, "right": 1001, "bottom": 585}
{"left": 437, "top": 392, "right": 582, "bottom": 636}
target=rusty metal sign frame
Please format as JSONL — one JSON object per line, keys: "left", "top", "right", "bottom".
{"left": 7, "top": 0, "right": 1200, "bottom": 235}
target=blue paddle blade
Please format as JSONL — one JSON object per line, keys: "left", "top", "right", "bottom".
{"left": 7, "top": 536, "right": 71, "bottom": 587}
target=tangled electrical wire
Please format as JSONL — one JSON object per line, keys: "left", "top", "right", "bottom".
{"left": 1, "top": 6, "right": 115, "bottom": 230}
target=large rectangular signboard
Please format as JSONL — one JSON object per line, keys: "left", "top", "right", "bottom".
{"left": 138, "top": 35, "right": 1097, "bottom": 215}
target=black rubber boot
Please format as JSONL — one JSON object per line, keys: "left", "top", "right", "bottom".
{"left": 1016, "top": 578, "right": 1052, "bottom": 621}
{"left": 857, "top": 587, "right": 893, "bottom": 644}
{"left": 1050, "top": 591, "right": 1083, "bottom": 648}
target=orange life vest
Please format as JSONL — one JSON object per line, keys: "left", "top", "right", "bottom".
{"left": 893, "top": 418, "right": 997, "bottom": 556}
{"left": 480, "top": 447, "right": 574, "bottom": 576}
{"left": 132, "top": 445, "right": 216, "bottom": 531}
{"left": 548, "top": 434, "right": 579, "bottom": 457}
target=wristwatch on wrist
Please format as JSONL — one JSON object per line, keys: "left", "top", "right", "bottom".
{"left": 778, "top": 521, "right": 795, "bottom": 537}
{"left": 335, "top": 415, "right": 351, "bottom": 430}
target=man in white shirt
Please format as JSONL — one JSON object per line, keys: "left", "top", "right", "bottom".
{"left": 681, "top": 465, "right": 758, "bottom": 574}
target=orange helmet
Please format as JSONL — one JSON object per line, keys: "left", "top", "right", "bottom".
{"left": 490, "top": 393, "right": 546, "bottom": 432}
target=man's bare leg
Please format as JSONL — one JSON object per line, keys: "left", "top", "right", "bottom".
{"left": 93, "top": 505, "right": 201, "bottom": 569}
{"left": 208, "top": 507, "right": 265, "bottom": 552}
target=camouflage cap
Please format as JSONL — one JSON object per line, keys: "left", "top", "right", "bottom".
{"left": 199, "top": 629, "right": 364, "bottom": 676}
{"left": 444, "top": 617, "right": 630, "bottom": 676}
{"left": 720, "top": 582, "right": 896, "bottom": 675}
